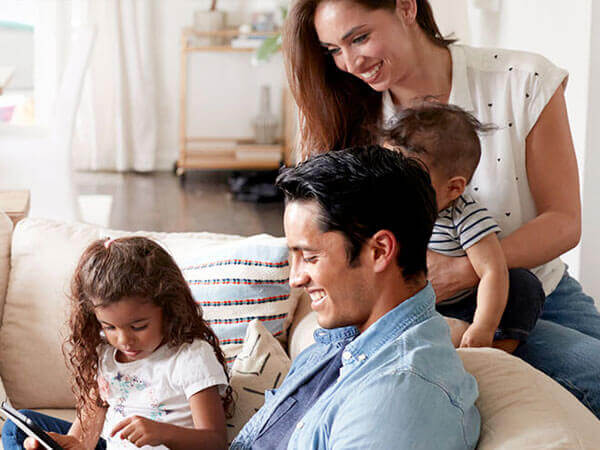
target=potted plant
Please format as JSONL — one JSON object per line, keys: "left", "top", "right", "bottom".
{"left": 255, "top": 6, "right": 287, "bottom": 62}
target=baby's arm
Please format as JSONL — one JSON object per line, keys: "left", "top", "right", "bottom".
{"left": 462, "top": 233, "right": 509, "bottom": 348}
{"left": 110, "top": 386, "right": 226, "bottom": 450}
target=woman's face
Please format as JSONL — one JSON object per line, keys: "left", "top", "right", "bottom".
{"left": 314, "top": 0, "right": 417, "bottom": 92}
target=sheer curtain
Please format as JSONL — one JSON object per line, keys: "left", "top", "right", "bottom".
{"left": 72, "top": 0, "right": 157, "bottom": 172}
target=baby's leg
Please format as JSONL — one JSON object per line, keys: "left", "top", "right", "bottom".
{"left": 494, "top": 268, "right": 546, "bottom": 353}
{"left": 493, "top": 339, "right": 519, "bottom": 353}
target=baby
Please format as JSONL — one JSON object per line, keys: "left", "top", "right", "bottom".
{"left": 383, "top": 103, "right": 545, "bottom": 352}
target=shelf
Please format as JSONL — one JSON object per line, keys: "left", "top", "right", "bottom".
{"left": 183, "top": 27, "right": 279, "bottom": 38}
{"left": 183, "top": 27, "right": 279, "bottom": 52}
{"left": 177, "top": 28, "right": 293, "bottom": 174}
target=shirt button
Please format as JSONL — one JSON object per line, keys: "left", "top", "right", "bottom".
{"left": 342, "top": 351, "right": 352, "bottom": 360}
{"left": 358, "top": 354, "right": 366, "bottom": 361}
{"left": 296, "top": 421, "right": 304, "bottom": 429}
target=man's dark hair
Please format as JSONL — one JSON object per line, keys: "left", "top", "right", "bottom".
{"left": 382, "top": 103, "right": 494, "bottom": 182}
{"left": 276, "top": 145, "right": 437, "bottom": 281}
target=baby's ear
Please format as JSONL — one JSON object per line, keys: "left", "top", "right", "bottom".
{"left": 447, "top": 176, "right": 467, "bottom": 201}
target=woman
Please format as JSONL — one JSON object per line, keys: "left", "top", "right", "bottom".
{"left": 282, "top": 0, "right": 600, "bottom": 418}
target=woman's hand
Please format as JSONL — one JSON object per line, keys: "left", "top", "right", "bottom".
{"left": 24, "top": 434, "right": 85, "bottom": 450}
{"left": 427, "top": 250, "right": 478, "bottom": 302}
{"left": 111, "top": 415, "right": 167, "bottom": 448}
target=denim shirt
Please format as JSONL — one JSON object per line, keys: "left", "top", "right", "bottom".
{"left": 230, "top": 283, "right": 480, "bottom": 449}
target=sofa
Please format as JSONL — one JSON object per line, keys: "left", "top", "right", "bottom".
{"left": 0, "top": 213, "right": 598, "bottom": 449}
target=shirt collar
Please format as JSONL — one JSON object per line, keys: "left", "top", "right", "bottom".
{"left": 382, "top": 44, "right": 474, "bottom": 122}
{"left": 313, "top": 283, "right": 436, "bottom": 359}
{"left": 447, "top": 44, "right": 474, "bottom": 112}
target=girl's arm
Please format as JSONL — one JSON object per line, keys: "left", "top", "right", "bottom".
{"left": 24, "top": 406, "right": 107, "bottom": 450}
{"left": 68, "top": 405, "right": 107, "bottom": 450}
{"left": 111, "top": 386, "right": 227, "bottom": 450}
{"left": 428, "top": 85, "right": 580, "bottom": 300}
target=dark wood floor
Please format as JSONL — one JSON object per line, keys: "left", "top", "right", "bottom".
{"left": 73, "top": 170, "right": 285, "bottom": 237}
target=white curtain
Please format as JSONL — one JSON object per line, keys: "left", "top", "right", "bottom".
{"left": 72, "top": 0, "right": 157, "bottom": 172}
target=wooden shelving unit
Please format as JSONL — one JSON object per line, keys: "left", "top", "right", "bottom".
{"left": 176, "top": 27, "right": 293, "bottom": 177}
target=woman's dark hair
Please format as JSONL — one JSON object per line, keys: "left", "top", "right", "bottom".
{"left": 276, "top": 145, "right": 437, "bottom": 281}
{"left": 283, "top": 0, "right": 455, "bottom": 160}
{"left": 66, "top": 237, "right": 233, "bottom": 429}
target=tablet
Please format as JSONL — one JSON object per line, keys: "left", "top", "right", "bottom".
{"left": 0, "top": 401, "right": 63, "bottom": 450}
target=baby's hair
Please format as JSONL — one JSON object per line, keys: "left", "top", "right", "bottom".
{"left": 382, "top": 102, "right": 495, "bottom": 182}
{"left": 65, "top": 236, "right": 233, "bottom": 426}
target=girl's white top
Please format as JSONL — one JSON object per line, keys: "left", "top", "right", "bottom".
{"left": 98, "top": 339, "right": 228, "bottom": 449}
{"left": 383, "top": 44, "right": 569, "bottom": 295}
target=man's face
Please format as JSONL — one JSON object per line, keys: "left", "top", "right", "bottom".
{"left": 284, "top": 200, "right": 374, "bottom": 331}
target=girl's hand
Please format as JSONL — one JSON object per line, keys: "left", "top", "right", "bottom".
{"left": 24, "top": 434, "right": 85, "bottom": 450}
{"left": 427, "top": 251, "right": 478, "bottom": 302}
{"left": 111, "top": 415, "right": 167, "bottom": 448}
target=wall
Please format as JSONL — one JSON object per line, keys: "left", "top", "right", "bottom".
{"left": 153, "top": 0, "right": 286, "bottom": 169}
{"left": 580, "top": 1, "right": 600, "bottom": 304}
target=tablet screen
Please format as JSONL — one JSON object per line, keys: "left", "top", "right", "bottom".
{"left": 0, "top": 402, "right": 63, "bottom": 450}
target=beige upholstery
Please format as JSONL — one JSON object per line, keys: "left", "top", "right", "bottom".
{"left": 0, "top": 217, "right": 598, "bottom": 449}
{"left": 0, "top": 212, "right": 12, "bottom": 323}
{"left": 460, "top": 348, "right": 600, "bottom": 449}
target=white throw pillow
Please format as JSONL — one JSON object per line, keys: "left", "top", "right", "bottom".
{"left": 227, "top": 319, "right": 291, "bottom": 444}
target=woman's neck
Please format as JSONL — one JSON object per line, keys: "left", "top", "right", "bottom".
{"left": 389, "top": 36, "right": 453, "bottom": 107}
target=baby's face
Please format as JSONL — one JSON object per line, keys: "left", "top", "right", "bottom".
{"left": 426, "top": 167, "right": 453, "bottom": 212}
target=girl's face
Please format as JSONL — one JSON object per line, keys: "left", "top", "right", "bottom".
{"left": 314, "top": 0, "right": 417, "bottom": 92}
{"left": 94, "top": 296, "right": 164, "bottom": 363}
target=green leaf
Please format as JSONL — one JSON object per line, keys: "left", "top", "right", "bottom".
{"left": 255, "top": 34, "right": 282, "bottom": 62}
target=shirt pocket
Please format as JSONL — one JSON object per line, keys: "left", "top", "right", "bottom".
{"left": 256, "top": 396, "right": 298, "bottom": 439}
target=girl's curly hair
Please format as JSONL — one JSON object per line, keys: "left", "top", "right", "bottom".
{"left": 66, "top": 236, "right": 233, "bottom": 428}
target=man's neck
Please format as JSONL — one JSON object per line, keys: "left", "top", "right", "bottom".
{"left": 358, "top": 274, "right": 428, "bottom": 333}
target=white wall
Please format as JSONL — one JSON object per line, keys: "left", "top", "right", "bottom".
{"left": 153, "top": 0, "right": 286, "bottom": 169}
{"left": 580, "top": 1, "right": 600, "bottom": 304}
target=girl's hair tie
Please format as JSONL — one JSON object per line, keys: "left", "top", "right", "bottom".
{"left": 104, "top": 238, "right": 115, "bottom": 249}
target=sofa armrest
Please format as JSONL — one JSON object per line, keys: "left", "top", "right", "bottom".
{"left": 0, "top": 211, "right": 13, "bottom": 324}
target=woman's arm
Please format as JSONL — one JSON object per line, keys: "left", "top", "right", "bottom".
{"left": 501, "top": 83, "right": 581, "bottom": 268}
{"left": 428, "top": 84, "right": 581, "bottom": 301}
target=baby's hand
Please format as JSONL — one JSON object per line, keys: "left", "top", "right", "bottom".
{"left": 111, "top": 415, "right": 167, "bottom": 448}
{"left": 460, "top": 323, "right": 495, "bottom": 348}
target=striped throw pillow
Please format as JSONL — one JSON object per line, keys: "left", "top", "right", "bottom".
{"left": 180, "top": 235, "right": 293, "bottom": 364}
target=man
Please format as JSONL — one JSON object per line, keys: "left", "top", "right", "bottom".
{"left": 231, "top": 146, "right": 480, "bottom": 449}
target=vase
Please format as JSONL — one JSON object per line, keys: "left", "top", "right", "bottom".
{"left": 253, "top": 85, "right": 279, "bottom": 145}
{"left": 193, "top": 10, "right": 226, "bottom": 45}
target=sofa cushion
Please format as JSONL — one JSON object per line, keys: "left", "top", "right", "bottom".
{"left": 180, "top": 236, "right": 295, "bottom": 365}
{"left": 458, "top": 347, "right": 600, "bottom": 449}
{"left": 227, "top": 319, "right": 291, "bottom": 444}
{"left": 0, "top": 218, "right": 293, "bottom": 409}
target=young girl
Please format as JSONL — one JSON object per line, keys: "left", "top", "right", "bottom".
{"left": 2, "top": 236, "right": 232, "bottom": 450}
